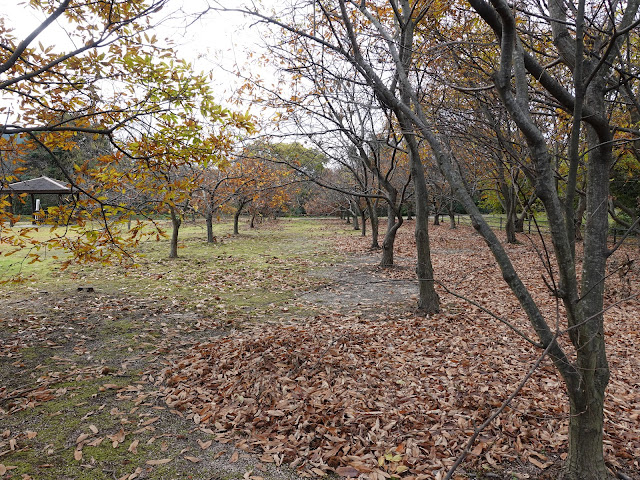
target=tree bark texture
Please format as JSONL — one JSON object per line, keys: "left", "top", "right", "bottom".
{"left": 233, "top": 203, "right": 243, "bottom": 235}
{"left": 169, "top": 206, "right": 181, "bottom": 259}
{"left": 404, "top": 122, "right": 440, "bottom": 314}
{"left": 380, "top": 202, "right": 401, "bottom": 267}
{"left": 206, "top": 212, "right": 215, "bottom": 243}
{"left": 367, "top": 198, "right": 380, "bottom": 249}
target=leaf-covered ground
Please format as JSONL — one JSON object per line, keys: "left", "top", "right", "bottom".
{"left": 1, "top": 218, "right": 638, "bottom": 480}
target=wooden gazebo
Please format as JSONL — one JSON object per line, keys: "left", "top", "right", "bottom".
{"left": 0, "top": 176, "right": 75, "bottom": 224}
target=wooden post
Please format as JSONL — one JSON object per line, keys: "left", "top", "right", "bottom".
{"left": 31, "top": 194, "right": 36, "bottom": 225}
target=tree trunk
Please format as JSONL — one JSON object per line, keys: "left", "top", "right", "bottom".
{"left": 505, "top": 212, "right": 517, "bottom": 243}
{"left": 250, "top": 213, "right": 256, "bottom": 228}
{"left": 367, "top": 198, "right": 380, "bottom": 249}
{"left": 233, "top": 204, "right": 242, "bottom": 235}
{"left": 561, "top": 108, "right": 612, "bottom": 479}
{"left": 574, "top": 192, "right": 586, "bottom": 241}
{"left": 447, "top": 201, "right": 456, "bottom": 229}
{"left": 380, "top": 202, "right": 401, "bottom": 267}
{"left": 433, "top": 211, "right": 440, "bottom": 225}
{"left": 405, "top": 126, "right": 440, "bottom": 314}
{"left": 169, "top": 206, "right": 181, "bottom": 259}
{"left": 504, "top": 195, "right": 518, "bottom": 244}
{"left": 206, "top": 211, "right": 215, "bottom": 243}
{"left": 360, "top": 208, "right": 366, "bottom": 237}
{"left": 564, "top": 385, "right": 607, "bottom": 479}
{"left": 448, "top": 212, "right": 456, "bottom": 229}
{"left": 352, "top": 205, "right": 360, "bottom": 230}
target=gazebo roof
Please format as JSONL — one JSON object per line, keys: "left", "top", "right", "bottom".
{"left": 0, "top": 176, "right": 74, "bottom": 194}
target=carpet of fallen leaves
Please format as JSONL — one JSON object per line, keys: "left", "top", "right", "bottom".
{"left": 157, "top": 221, "right": 640, "bottom": 480}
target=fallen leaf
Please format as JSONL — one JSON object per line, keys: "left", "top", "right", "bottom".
{"left": 89, "top": 425, "right": 99, "bottom": 434}
{"left": 197, "top": 439, "right": 212, "bottom": 450}
{"left": 128, "top": 439, "right": 139, "bottom": 454}
{"left": 336, "top": 466, "right": 360, "bottom": 477}
{"left": 141, "top": 417, "right": 159, "bottom": 426}
{"left": 230, "top": 451, "right": 239, "bottom": 463}
{"left": 146, "top": 458, "right": 172, "bottom": 465}
{"left": 529, "top": 457, "right": 553, "bottom": 470}
{"left": 107, "top": 428, "right": 125, "bottom": 448}
{"left": 74, "top": 450, "right": 82, "bottom": 461}
{"left": 184, "top": 456, "right": 202, "bottom": 463}
{"left": 87, "top": 437, "right": 104, "bottom": 447}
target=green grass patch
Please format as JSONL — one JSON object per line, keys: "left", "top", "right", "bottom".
{"left": 1, "top": 218, "right": 340, "bottom": 309}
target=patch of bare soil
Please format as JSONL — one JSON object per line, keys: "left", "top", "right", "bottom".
{"left": 300, "top": 254, "right": 419, "bottom": 314}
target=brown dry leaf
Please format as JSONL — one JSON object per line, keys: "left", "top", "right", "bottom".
{"left": 335, "top": 466, "right": 360, "bottom": 477}
{"left": 197, "top": 439, "right": 212, "bottom": 450}
{"left": 528, "top": 457, "right": 553, "bottom": 470}
{"left": 76, "top": 433, "right": 90, "bottom": 444}
{"left": 87, "top": 437, "right": 103, "bottom": 447}
{"left": 89, "top": 425, "right": 99, "bottom": 434}
{"left": 128, "top": 439, "right": 139, "bottom": 454}
{"left": 25, "top": 431, "right": 37, "bottom": 440}
{"left": 0, "top": 464, "right": 6, "bottom": 475}
{"left": 471, "top": 442, "right": 485, "bottom": 456}
{"left": 107, "top": 428, "right": 125, "bottom": 448}
{"left": 230, "top": 451, "right": 239, "bottom": 463}
{"left": 103, "top": 384, "right": 119, "bottom": 390}
{"left": 118, "top": 466, "right": 143, "bottom": 480}
{"left": 73, "top": 450, "right": 82, "bottom": 461}
{"left": 184, "top": 456, "right": 202, "bottom": 463}
{"left": 146, "top": 458, "right": 172, "bottom": 465}
{"left": 141, "top": 417, "right": 159, "bottom": 426}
